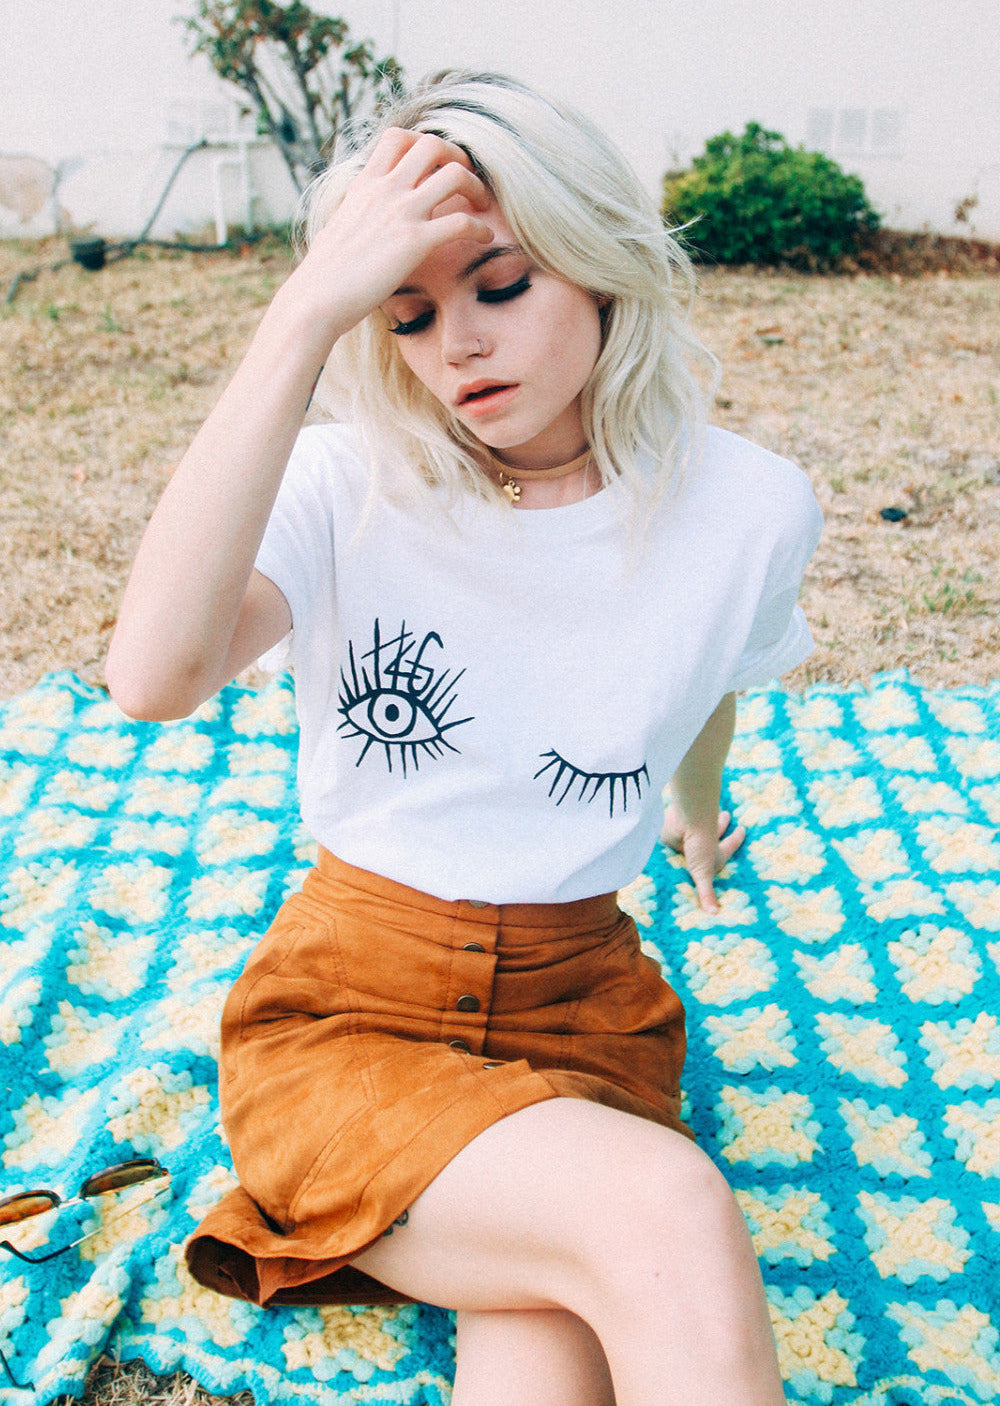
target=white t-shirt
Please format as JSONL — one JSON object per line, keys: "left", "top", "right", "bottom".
{"left": 255, "top": 423, "right": 822, "bottom": 903}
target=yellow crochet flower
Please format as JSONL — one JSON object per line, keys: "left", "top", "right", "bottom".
{"left": 64, "top": 731, "right": 136, "bottom": 770}
{"left": 195, "top": 811, "right": 280, "bottom": 866}
{"left": 0, "top": 762, "right": 38, "bottom": 818}
{"left": 43, "top": 768, "right": 118, "bottom": 811}
{"left": 770, "top": 1289, "right": 859, "bottom": 1389}
{"left": 142, "top": 727, "right": 214, "bottom": 773}
{"left": 852, "top": 686, "right": 920, "bottom": 731}
{"left": 141, "top": 990, "right": 226, "bottom": 1059}
{"left": 107, "top": 1068, "right": 211, "bottom": 1152}
{"left": 858, "top": 1191, "right": 970, "bottom": 1281}
{"left": 44, "top": 1001, "right": 131, "bottom": 1076}
{"left": 66, "top": 920, "right": 156, "bottom": 999}
{"left": 794, "top": 732, "right": 862, "bottom": 771}
{"left": 765, "top": 885, "right": 845, "bottom": 943}
{"left": 185, "top": 867, "right": 270, "bottom": 920}
{"left": 787, "top": 696, "right": 843, "bottom": 731}
{"left": 887, "top": 1302, "right": 1000, "bottom": 1400}
{"left": 283, "top": 1305, "right": 408, "bottom": 1374}
{"left": 867, "top": 733, "right": 938, "bottom": 773}
{"left": 793, "top": 945, "right": 878, "bottom": 1004}
{"left": 14, "top": 809, "right": 99, "bottom": 859}
{"left": 1, "top": 859, "right": 79, "bottom": 932}
{"left": 232, "top": 687, "right": 296, "bottom": 736}
{"left": 734, "top": 694, "right": 773, "bottom": 734}
{"left": 4, "top": 1087, "right": 102, "bottom": 1169}
{"left": 727, "top": 772, "right": 801, "bottom": 827}
{"left": 748, "top": 824, "right": 826, "bottom": 883}
{"left": 888, "top": 925, "right": 981, "bottom": 1004}
{"left": 719, "top": 1088, "right": 820, "bottom": 1167}
{"left": 736, "top": 1187, "right": 834, "bottom": 1264}
{"left": 807, "top": 775, "right": 884, "bottom": 828}
{"left": 832, "top": 828, "right": 910, "bottom": 883}
{"left": 124, "top": 776, "right": 202, "bottom": 817}
{"left": 87, "top": 861, "right": 172, "bottom": 924}
{"left": 140, "top": 1245, "right": 250, "bottom": 1349}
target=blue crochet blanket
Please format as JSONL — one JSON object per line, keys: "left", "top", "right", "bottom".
{"left": 1, "top": 671, "right": 998, "bottom": 1406}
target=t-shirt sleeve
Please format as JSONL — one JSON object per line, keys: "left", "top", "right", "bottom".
{"left": 253, "top": 430, "right": 339, "bottom": 672}
{"left": 727, "top": 467, "right": 824, "bottom": 692}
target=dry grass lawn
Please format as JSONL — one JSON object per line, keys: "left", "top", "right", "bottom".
{"left": 0, "top": 237, "right": 997, "bottom": 1406}
{"left": 2, "top": 238, "right": 999, "bottom": 698}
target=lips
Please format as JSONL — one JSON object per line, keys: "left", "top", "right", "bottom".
{"left": 456, "top": 379, "right": 518, "bottom": 405}
{"left": 455, "top": 381, "right": 520, "bottom": 418}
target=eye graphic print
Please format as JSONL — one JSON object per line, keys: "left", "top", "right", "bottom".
{"left": 534, "top": 750, "right": 649, "bottom": 818}
{"left": 338, "top": 619, "right": 474, "bottom": 776}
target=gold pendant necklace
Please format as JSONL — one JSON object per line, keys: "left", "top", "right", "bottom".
{"left": 487, "top": 445, "right": 593, "bottom": 505}
{"left": 498, "top": 472, "right": 521, "bottom": 503}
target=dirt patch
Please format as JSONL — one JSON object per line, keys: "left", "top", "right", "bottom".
{"left": 2, "top": 238, "right": 998, "bottom": 699}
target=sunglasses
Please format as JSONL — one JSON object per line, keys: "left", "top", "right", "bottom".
{"left": 0, "top": 1158, "right": 170, "bottom": 1391}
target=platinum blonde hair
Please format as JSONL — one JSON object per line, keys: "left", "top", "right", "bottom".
{"left": 302, "top": 70, "right": 717, "bottom": 525}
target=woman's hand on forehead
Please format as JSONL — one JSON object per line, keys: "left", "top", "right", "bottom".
{"left": 282, "top": 128, "right": 494, "bottom": 348}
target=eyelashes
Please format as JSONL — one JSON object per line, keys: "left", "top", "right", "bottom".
{"left": 388, "top": 276, "right": 531, "bottom": 336}
{"left": 388, "top": 309, "right": 434, "bottom": 337}
{"left": 534, "top": 751, "right": 649, "bottom": 818}
{"left": 478, "top": 274, "right": 531, "bottom": 304}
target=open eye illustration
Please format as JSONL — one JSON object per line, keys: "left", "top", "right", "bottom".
{"left": 338, "top": 620, "right": 474, "bottom": 776}
{"left": 534, "top": 750, "right": 649, "bottom": 818}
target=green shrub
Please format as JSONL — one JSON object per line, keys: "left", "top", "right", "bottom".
{"left": 662, "top": 122, "right": 880, "bottom": 268}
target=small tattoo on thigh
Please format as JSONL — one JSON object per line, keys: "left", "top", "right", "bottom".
{"left": 382, "top": 1208, "right": 410, "bottom": 1237}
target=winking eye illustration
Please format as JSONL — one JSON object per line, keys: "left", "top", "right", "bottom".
{"left": 338, "top": 619, "right": 473, "bottom": 776}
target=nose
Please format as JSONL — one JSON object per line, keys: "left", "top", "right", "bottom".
{"left": 439, "top": 306, "right": 488, "bottom": 365}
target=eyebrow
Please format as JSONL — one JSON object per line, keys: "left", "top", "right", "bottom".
{"left": 390, "top": 244, "right": 524, "bottom": 297}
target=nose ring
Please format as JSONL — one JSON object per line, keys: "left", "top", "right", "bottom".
{"left": 477, "top": 339, "right": 485, "bottom": 355}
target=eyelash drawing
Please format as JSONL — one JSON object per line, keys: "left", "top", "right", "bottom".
{"left": 338, "top": 619, "right": 474, "bottom": 776}
{"left": 389, "top": 276, "right": 532, "bottom": 335}
{"left": 534, "top": 750, "right": 649, "bottom": 818}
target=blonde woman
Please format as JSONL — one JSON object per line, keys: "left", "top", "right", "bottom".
{"left": 108, "top": 71, "right": 821, "bottom": 1406}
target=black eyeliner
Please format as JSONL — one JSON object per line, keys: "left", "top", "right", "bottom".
{"left": 389, "top": 310, "right": 434, "bottom": 337}
{"left": 478, "top": 275, "right": 531, "bottom": 304}
{"left": 388, "top": 275, "right": 531, "bottom": 334}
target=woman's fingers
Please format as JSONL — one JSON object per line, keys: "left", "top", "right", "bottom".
{"left": 421, "top": 209, "right": 494, "bottom": 250}
{"left": 390, "top": 129, "right": 478, "bottom": 185}
{"left": 716, "top": 820, "right": 746, "bottom": 868}
{"left": 665, "top": 809, "right": 747, "bottom": 911}
{"left": 364, "top": 125, "right": 425, "bottom": 177}
{"left": 691, "top": 865, "right": 720, "bottom": 914}
{"left": 408, "top": 161, "right": 491, "bottom": 217}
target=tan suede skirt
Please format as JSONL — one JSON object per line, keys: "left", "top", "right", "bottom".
{"left": 185, "top": 849, "right": 692, "bottom": 1307}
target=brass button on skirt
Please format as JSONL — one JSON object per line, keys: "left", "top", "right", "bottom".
{"left": 186, "top": 849, "right": 692, "bottom": 1308}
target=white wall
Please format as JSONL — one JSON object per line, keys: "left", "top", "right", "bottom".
{"left": 2, "top": 0, "right": 997, "bottom": 240}
{"left": 0, "top": 0, "right": 297, "bottom": 239}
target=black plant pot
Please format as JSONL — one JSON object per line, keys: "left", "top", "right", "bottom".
{"left": 70, "top": 237, "right": 107, "bottom": 271}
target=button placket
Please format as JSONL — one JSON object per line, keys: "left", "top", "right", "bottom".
{"left": 443, "top": 909, "right": 498, "bottom": 1056}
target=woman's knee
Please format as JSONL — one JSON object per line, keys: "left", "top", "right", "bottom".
{"left": 568, "top": 1121, "right": 747, "bottom": 1291}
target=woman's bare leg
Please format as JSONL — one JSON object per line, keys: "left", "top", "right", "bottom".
{"left": 452, "top": 1309, "right": 615, "bottom": 1406}
{"left": 352, "top": 1099, "right": 785, "bottom": 1406}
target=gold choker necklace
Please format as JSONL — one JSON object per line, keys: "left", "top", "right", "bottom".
{"left": 486, "top": 446, "right": 593, "bottom": 504}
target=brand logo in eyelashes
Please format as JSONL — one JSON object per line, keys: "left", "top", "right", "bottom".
{"left": 338, "top": 619, "right": 473, "bottom": 776}
{"left": 534, "top": 750, "right": 649, "bottom": 817}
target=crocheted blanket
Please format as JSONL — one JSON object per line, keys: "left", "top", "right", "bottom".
{"left": 1, "top": 671, "right": 997, "bottom": 1406}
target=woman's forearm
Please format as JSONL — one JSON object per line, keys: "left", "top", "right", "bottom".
{"left": 668, "top": 691, "right": 737, "bottom": 822}
{"left": 105, "top": 287, "right": 333, "bottom": 719}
